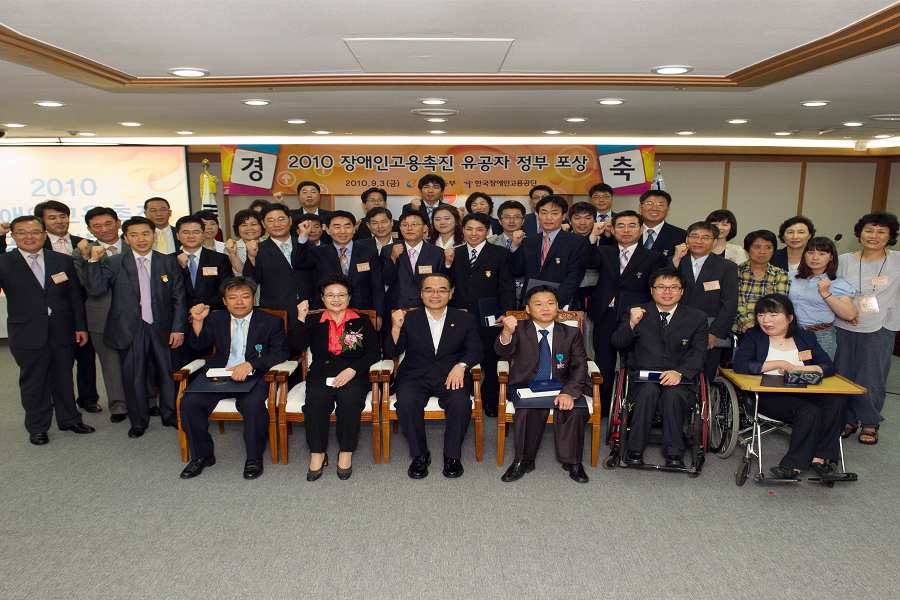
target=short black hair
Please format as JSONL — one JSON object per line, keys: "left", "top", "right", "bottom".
{"left": 612, "top": 209, "right": 643, "bottom": 228}
{"left": 568, "top": 201, "right": 596, "bottom": 221}
{"left": 248, "top": 199, "right": 270, "bottom": 212}
{"left": 639, "top": 189, "right": 671, "bottom": 205}
{"left": 175, "top": 215, "right": 205, "bottom": 232}
{"left": 778, "top": 216, "right": 816, "bottom": 243}
{"left": 259, "top": 202, "right": 290, "bottom": 220}
{"left": 588, "top": 183, "right": 614, "bottom": 197}
{"left": 418, "top": 174, "right": 445, "bottom": 191}
{"left": 10, "top": 215, "right": 44, "bottom": 231}
{"left": 853, "top": 211, "right": 900, "bottom": 241}
{"left": 462, "top": 213, "right": 492, "bottom": 230}
{"left": 298, "top": 213, "right": 323, "bottom": 226}
{"left": 419, "top": 272, "right": 452, "bottom": 291}
{"left": 220, "top": 276, "right": 258, "bottom": 298}
{"left": 497, "top": 200, "right": 526, "bottom": 219}
{"left": 194, "top": 210, "right": 219, "bottom": 225}
{"left": 317, "top": 272, "right": 353, "bottom": 297}
{"left": 524, "top": 284, "right": 559, "bottom": 305}
{"left": 361, "top": 187, "right": 388, "bottom": 203}
{"left": 33, "top": 200, "right": 70, "bottom": 220}
{"left": 122, "top": 216, "right": 156, "bottom": 235}
{"left": 366, "top": 206, "right": 393, "bottom": 221}
{"left": 528, "top": 184, "right": 554, "bottom": 198}
{"left": 84, "top": 207, "right": 119, "bottom": 225}
{"left": 535, "top": 195, "right": 568, "bottom": 214}
{"left": 327, "top": 210, "right": 356, "bottom": 227}
{"left": 399, "top": 209, "right": 426, "bottom": 225}
{"left": 706, "top": 209, "right": 739, "bottom": 241}
{"left": 232, "top": 209, "right": 261, "bottom": 237}
{"left": 143, "top": 197, "right": 170, "bottom": 210}
{"left": 687, "top": 221, "right": 719, "bottom": 239}
{"left": 465, "top": 192, "right": 494, "bottom": 215}
{"left": 649, "top": 266, "right": 685, "bottom": 288}
{"left": 754, "top": 294, "right": 799, "bottom": 338}
{"left": 743, "top": 229, "right": 779, "bottom": 253}
{"left": 297, "top": 181, "right": 320, "bottom": 193}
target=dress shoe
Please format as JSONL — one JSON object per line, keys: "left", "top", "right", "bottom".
{"left": 243, "top": 460, "right": 264, "bottom": 480}
{"left": 149, "top": 406, "right": 161, "bottom": 417}
{"left": 483, "top": 405, "right": 498, "bottom": 418}
{"left": 624, "top": 451, "right": 644, "bottom": 467}
{"left": 127, "top": 426, "right": 146, "bottom": 438}
{"left": 769, "top": 465, "right": 801, "bottom": 479}
{"left": 61, "top": 422, "right": 95, "bottom": 434}
{"left": 80, "top": 403, "right": 102, "bottom": 414}
{"left": 337, "top": 465, "right": 353, "bottom": 480}
{"left": 110, "top": 414, "right": 128, "bottom": 424}
{"left": 810, "top": 462, "right": 835, "bottom": 478}
{"left": 443, "top": 455, "right": 464, "bottom": 478}
{"left": 501, "top": 460, "right": 535, "bottom": 482}
{"left": 407, "top": 451, "right": 431, "bottom": 479}
{"left": 180, "top": 455, "right": 216, "bottom": 479}
{"left": 563, "top": 462, "right": 589, "bottom": 483}
{"left": 307, "top": 453, "right": 329, "bottom": 482}
{"left": 29, "top": 432, "right": 49, "bottom": 446}
{"left": 665, "top": 455, "right": 685, "bottom": 469}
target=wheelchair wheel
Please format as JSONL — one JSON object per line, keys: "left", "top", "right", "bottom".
{"left": 709, "top": 376, "right": 740, "bottom": 459}
{"left": 735, "top": 458, "right": 751, "bottom": 487}
{"left": 602, "top": 455, "right": 618, "bottom": 470}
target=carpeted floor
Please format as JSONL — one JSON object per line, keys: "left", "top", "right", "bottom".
{"left": 0, "top": 340, "right": 896, "bottom": 599}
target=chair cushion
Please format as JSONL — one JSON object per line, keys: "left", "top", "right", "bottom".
{"left": 388, "top": 394, "right": 474, "bottom": 412}
{"left": 211, "top": 397, "right": 274, "bottom": 414}
{"left": 284, "top": 382, "right": 373, "bottom": 414}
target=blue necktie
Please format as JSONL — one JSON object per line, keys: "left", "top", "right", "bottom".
{"left": 536, "top": 329, "right": 551, "bottom": 381}
{"left": 226, "top": 318, "right": 246, "bottom": 368}
{"left": 505, "top": 238, "right": 512, "bottom": 250}
{"left": 188, "top": 254, "right": 198, "bottom": 286}
{"left": 644, "top": 229, "right": 655, "bottom": 250}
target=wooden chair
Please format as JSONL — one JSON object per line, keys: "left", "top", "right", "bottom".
{"left": 174, "top": 308, "right": 291, "bottom": 464}
{"left": 381, "top": 308, "right": 483, "bottom": 463}
{"left": 496, "top": 310, "right": 603, "bottom": 467}
{"left": 277, "top": 309, "right": 387, "bottom": 464}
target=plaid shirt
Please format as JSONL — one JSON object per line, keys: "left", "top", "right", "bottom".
{"left": 735, "top": 261, "right": 790, "bottom": 332}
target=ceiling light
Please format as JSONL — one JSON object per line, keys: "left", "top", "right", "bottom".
{"left": 420, "top": 99, "right": 447, "bottom": 105}
{"left": 651, "top": 66, "right": 693, "bottom": 75}
{"left": 543, "top": 130, "right": 562, "bottom": 135}
{"left": 596, "top": 99, "right": 625, "bottom": 105}
{"left": 874, "top": 134, "right": 892, "bottom": 139}
{"left": 410, "top": 108, "right": 459, "bottom": 117}
{"left": 565, "top": 118, "right": 587, "bottom": 122}
{"left": 167, "top": 68, "right": 209, "bottom": 78}
{"left": 78, "top": 132, "right": 95, "bottom": 136}
{"left": 312, "top": 130, "right": 331, "bottom": 135}
{"left": 774, "top": 131, "right": 792, "bottom": 136}
{"left": 426, "top": 118, "right": 447, "bottom": 123}
{"left": 428, "top": 130, "right": 446, "bottom": 134}
{"left": 176, "top": 131, "right": 194, "bottom": 135}
{"left": 286, "top": 119, "right": 307, "bottom": 124}
{"left": 727, "top": 119, "right": 749, "bottom": 124}
{"left": 243, "top": 100, "right": 270, "bottom": 106}
{"left": 119, "top": 122, "right": 142, "bottom": 127}
{"left": 870, "top": 114, "right": 900, "bottom": 121}
{"left": 2, "top": 123, "right": 26, "bottom": 128}
{"left": 676, "top": 131, "right": 695, "bottom": 135}
{"left": 843, "top": 122, "right": 864, "bottom": 127}
{"left": 34, "top": 101, "right": 65, "bottom": 107}
{"left": 801, "top": 101, "right": 829, "bottom": 107}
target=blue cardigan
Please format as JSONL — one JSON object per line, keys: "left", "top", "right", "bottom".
{"left": 732, "top": 326, "right": 836, "bottom": 377}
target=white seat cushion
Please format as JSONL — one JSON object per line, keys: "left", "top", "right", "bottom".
{"left": 388, "top": 394, "right": 475, "bottom": 412}
{"left": 211, "top": 397, "right": 274, "bottom": 414}
{"left": 284, "top": 382, "right": 373, "bottom": 414}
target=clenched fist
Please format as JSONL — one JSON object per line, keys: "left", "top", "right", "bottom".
{"left": 391, "top": 243, "right": 405, "bottom": 262}
{"left": 245, "top": 239, "right": 259, "bottom": 259}
{"left": 76, "top": 238, "right": 91, "bottom": 259}
{"left": 410, "top": 197, "right": 422, "bottom": 210}
{"left": 296, "top": 220, "right": 311, "bottom": 239}
{"left": 444, "top": 247, "right": 455, "bottom": 265}
{"left": 90, "top": 245, "right": 107, "bottom": 261}
{"left": 510, "top": 230, "right": 526, "bottom": 249}
{"left": 629, "top": 306, "right": 646, "bottom": 328}
{"left": 0, "top": 222, "right": 10, "bottom": 235}
{"left": 391, "top": 309, "right": 406, "bottom": 330}
{"left": 224, "top": 239, "right": 237, "bottom": 255}
{"left": 673, "top": 243, "right": 689, "bottom": 264}
{"left": 176, "top": 252, "right": 189, "bottom": 268}
{"left": 498, "top": 315, "right": 518, "bottom": 336}
{"left": 191, "top": 303, "right": 210, "bottom": 322}
{"left": 297, "top": 299, "right": 309, "bottom": 322}
{"left": 817, "top": 275, "right": 832, "bottom": 297}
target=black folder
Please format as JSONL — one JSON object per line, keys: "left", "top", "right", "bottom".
{"left": 185, "top": 371, "right": 264, "bottom": 394}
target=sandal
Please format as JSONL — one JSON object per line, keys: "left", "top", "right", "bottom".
{"left": 841, "top": 422, "right": 859, "bottom": 439}
{"left": 859, "top": 428, "right": 879, "bottom": 445}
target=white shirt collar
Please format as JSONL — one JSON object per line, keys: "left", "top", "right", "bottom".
{"left": 99, "top": 238, "right": 122, "bottom": 252}
{"left": 466, "top": 240, "right": 487, "bottom": 255}
{"left": 656, "top": 303, "right": 677, "bottom": 317}
{"left": 645, "top": 221, "right": 665, "bottom": 235}
{"left": 133, "top": 250, "right": 152, "bottom": 264}
{"left": 691, "top": 253, "right": 710, "bottom": 271}
{"left": 230, "top": 310, "right": 253, "bottom": 327}
{"left": 618, "top": 242, "right": 638, "bottom": 253}
{"left": 407, "top": 240, "right": 424, "bottom": 254}
{"left": 47, "top": 233, "right": 71, "bottom": 245}
{"left": 533, "top": 320, "right": 555, "bottom": 346}
{"left": 18, "top": 248, "right": 43, "bottom": 261}
{"left": 185, "top": 247, "right": 203, "bottom": 260}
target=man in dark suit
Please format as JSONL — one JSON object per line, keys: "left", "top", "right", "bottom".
{"left": 85, "top": 216, "right": 187, "bottom": 437}
{"left": 289, "top": 180, "right": 333, "bottom": 244}
{"left": 638, "top": 190, "right": 687, "bottom": 259}
{"left": 354, "top": 187, "right": 400, "bottom": 240}
{"left": 178, "top": 277, "right": 289, "bottom": 480}
{"left": 495, "top": 286, "right": 591, "bottom": 483}
{"left": 356, "top": 207, "right": 401, "bottom": 254}
{"left": 670, "top": 221, "right": 739, "bottom": 380}
{"left": 509, "top": 195, "right": 587, "bottom": 309}
{"left": 445, "top": 213, "right": 517, "bottom": 417}
{"left": 381, "top": 209, "right": 445, "bottom": 311}
{"left": 567, "top": 201, "right": 599, "bottom": 312}
{"left": 294, "top": 210, "right": 386, "bottom": 329}
{"left": 611, "top": 267, "right": 709, "bottom": 468}
{"left": 521, "top": 184, "right": 553, "bottom": 236}
{"left": 0, "top": 215, "right": 94, "bottom": 444}
{"left": 401, "top": 174, "right": 452, "bottom": 226}
{"left": 588, "top": 183, "right": 617, "bottom": 246}
{"left": 582, "top": 210, "right": 667, "bottom": 405}
{"left": 145, "top": 197, "right": 182, "bottom": 255}
{"left": 385, "top": 273, "right": 484, "bottom": 479}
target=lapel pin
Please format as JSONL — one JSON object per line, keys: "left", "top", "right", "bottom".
{"left": 450, "top": 323, "right": 455, "bottom": 327}
{"left": 682, "top": 339, "right": 688, "bottom": 345}
{"left": 255, "top": 344, "right": 263, "bottom": 357}
{"left": 636, "top": 272, "right": 642, "bottom": 279}
{"left": 555, "top": 258, "right": 561, "bottom": 264}
{"left": 161, "top": 274, "right": 168, "bottom": 282}
{"left": 663, "top": 250, "right": 670, "bottom": 256}
{"left": 485, "top": 271, "right": 491, "bottom": 277}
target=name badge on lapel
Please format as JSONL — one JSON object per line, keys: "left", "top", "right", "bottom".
{"left": 418, "top": 265, "right": 432, "bottom": 274}
{"left": 391, "top": 232, "right": 399, "bottom": 238}
{"left": 161, "top": 274, "right": 168, "bottom": 282}
{"left": 872, "top": 276, "right": 889, "bottom": 286}
{"left": 51, "top": 272, "right": 68, "bottom": 284}
{"left": 202, "top": 267, "right": 217, "bottom": 276}
{"left": 859, "top": 295, "right": 879, "bottom": 314}
{"left": 797, "top": 350, "right": 812, "bottom": 361}
{"left": 357, "top": 262, "right": 370, "bottom": 272}
{"left": 703, "top": 280, "right": 720, "bottom": 291}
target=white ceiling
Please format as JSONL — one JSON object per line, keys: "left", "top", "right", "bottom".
{"left": 1, "top": 0, "right": 899, "bottom": 142}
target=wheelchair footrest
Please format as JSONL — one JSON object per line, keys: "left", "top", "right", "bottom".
{"left": 622, "top": 462, "right": 702, "bottom": 475}
{"left": 808, "top": 473, "right": 858, "bottom": 483}
{"left": 754, "top": 473, "right": 802, "bottom": 484}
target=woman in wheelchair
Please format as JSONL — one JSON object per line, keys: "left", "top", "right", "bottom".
{"left": 732, "top": 294, "right": 844, "bottom": 479}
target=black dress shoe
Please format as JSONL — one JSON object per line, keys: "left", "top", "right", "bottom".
{"left": 501, "top": 460, "right": 535, "bottom": 482}
{"left": 665, "top": 455, "right": 686, "bottom": 469}
{"left": 563, "top": 462, "right": 589, "bottom": 483}
{"left": 29, "top": 432, "right": 49, "bottom": 446}
{"left": 61, "top": 422, "right": 96, "bottom": 434}
{"left": 624, "top": 451, "right": 644, "bottom": 466}
{"left": 110, "top": 414, "right": 128, "bottom": 423}
{"left": 443, "top": 455, "right": 464, "bottom": 478}
{"left": 769, "top": 465, "right": 801, "bottom": 479}
{"left": 149, "top": 406, "right": 161, "bottom": 417}
{"left": 80, "top": 403, "right": 102, "bottom": 414}
{"left": 127, "top": 426, "right": 146, "bottom": 438}
{"left": 307, "top": 453, "right": 329, "bottom": 482}
{"left": 483, "top": 405, "right": 498, "bottom": 418}
{"left": 243, "top": 460, "right": 264, "bottom": 480}
{"left": 407, "top": 451, "right": 431, "bottom": 479}
{"left": 337, "top": 465, "right": 353, "bottom": 480}
{"left": 180, "top": 455, "right": 216, "bottom": 479}
{"left": 810, "top": 462, "right": 835, "bottom": 478}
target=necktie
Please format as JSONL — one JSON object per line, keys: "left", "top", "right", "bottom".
{"left": 620, "top": 248, "right": 629, "bottom": 274}
{"left": 693, "top": 260, "right": 700, "bottom": 280}
{"left": 599, "top": 214, "right": 608, "bottom": 222}
{"left": 157, "top": 229, "right": 168, "bottom": 254}
{"left": 340, "top": 247, "right": 349, "bottom": 275}
{"left": 408, "top": 247, "right": 418, "bottom": 269}
{"left": 280, "top": 241, "right": 291, "bottom": 263}
{"left": 540, "top": 234, "right": 550, "bottom": 268}
{"left": 54, "top": 237, "right": 71, "bottom": 255}
{"left": 644, "top": 229, "right": 655, "bottom": 250}
{"left": 188, "top": 254, "right": 198, "bottom": 286}
{"left": 28, "top": 254, "right": 44, "bottom": 288}
{"left": 660, "top": 311, "right": 670, "bottom": 331}
{"left": 536, "top": 329, "right": 552, "bottom": 381}
{"left": 108, "top": 244, "right": 119, "bottom": 256}
{"left": 470, "top": 248, "right": 477, "bottom": 267}
{"left": 137, "top": 256, "right": 153, "bottom": 324}
{"left": 226, "top": 318, "right": 246, "bottom": 368}
{"left": 505, "top": 238, "right": 512, "bottom": 250}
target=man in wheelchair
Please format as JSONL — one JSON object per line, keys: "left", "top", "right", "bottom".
{"left": 611, "top": 267, "right": 709, "bottom": 469}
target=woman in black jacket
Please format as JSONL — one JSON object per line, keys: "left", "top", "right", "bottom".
{"left": 292, "top": 273, "right": 381, "bottom": 481}
{"left": 733, "top": 294, "right": 845, "bottom": 479}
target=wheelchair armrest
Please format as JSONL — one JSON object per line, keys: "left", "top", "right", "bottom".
{"left": 497, "top": 360, "right": 510, "bottom": 383}
{"left": 173, "top": 358, "right": 206, "bottom": 381}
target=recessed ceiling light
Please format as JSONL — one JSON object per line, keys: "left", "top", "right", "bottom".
{"left": 426, "top": 118, "right": 447, "bottom": 123}
{"left": 2, "top": 123, "right": 26, "bottom": 128}
{"left": 801, "top": 101, "right": 829, "bottom": 107}
{"left": 167, "top": 68, "right": 209, "bottom": 78}
{"left": 676, "top": 131, "right": 695, "bottom": 135}
{"left": 78, "top": 132, "right": 95, "bottom": 136}
{"left": 286, "top": 119, "right": 307, "bottom": 124}
{"left": 312, "top": 130, "right": 331, "bottom": 135}
{"left": 119, "top": 122, "right": 142, "bottom": 127}
{"left": 874, "top": 134, "right": 892, "bottom": 139}
{"left": 596, "top": 99, "right": 625, "bottom": 105}
{"left": 243, "top": 100, "right": 270, "bottom": 106}
{"left": 34, "top": 101, "right": 65, "bottom": 107}
{"left": 543, "top": 130, "right": 562, "bottom": 135}
{"left": 428, "top": 130, "right": 446, "bottom": 134}
{"left": 843, "top": 122, "right": 864, "bottom": 127}
{"left": 176, "top": 131, "right": 194, "bottom": 135}
{"left": 774, "top": 131, "right": 792, "bottom": 136}
{"left": 727, "top": 119, "right": 749, "bottom": 124}
{"left": 410, "top": 108, "right": 459, "bottom": 117}
{"left": 870, "top": 114, "right": 900, "bottom": 121}
{"left": 651, "top": 66, "right": 693, "bottom": 75}
{"left": 565, "top": 118, "right": 587, "bottom": 123}
{"left": 421, "top": 99, "right": 447, "bottom": 105}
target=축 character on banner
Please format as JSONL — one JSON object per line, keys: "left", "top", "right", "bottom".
{"left": 595, "top": 146, "right": 655, "bottom": 195}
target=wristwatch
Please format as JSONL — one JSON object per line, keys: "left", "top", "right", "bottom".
{"left": 457, "top": 362, "right": 468, "bottom": 370}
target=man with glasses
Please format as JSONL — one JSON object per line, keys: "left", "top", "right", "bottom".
{"left": 582, "top": 210, "right": 667, "bottom": 405}
{"left": 382, "top": 209, "right": 445, "bottom": 311}
{"left": 489, "top": 200, "right": 527, "bottom": 300}
{"left": 588, "top": 183, "right": 617, "bottom": 247}
{"left": 638, "top": 190, "right": 686, "bottom": 259}
{"left": 611, "top": 267, "right": 709, "bottom": 468}
{"left": 385, "top": 273, "right": 484, "bottom": 479}
{"left": 144, "top": 197, "right": 181, "bottom": 255}
{"left": 670, "top": 221, "right": 739, "bottom": 380}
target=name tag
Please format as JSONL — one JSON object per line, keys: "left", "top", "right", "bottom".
{"left": 703, "top": 280, "right": 721, "bottom": 291}
{"left": 326, "top": 377, "right": 335, "bottom": 387}
{"left": 872, "top": 276, "right": 889, "bottom": 286}
{"left": 418, "top": 265, "right": 433, "bottom": 274}
{"left": 202, "top": 267, "right": 217, "bottom": 276}
{"left": 391, "top": 232, "right": 399, "bottom": 238}
{"left": 357, "top": 262, "right": 370, "bottom": 272}
{"left": 51, "top": 272, "right": 68, "bottom": 284}
{"left": 797, "top": 350, "right": 812, "bottom": 361}
{"left": 859, "top": 295, "right": 879, "bottom": 314}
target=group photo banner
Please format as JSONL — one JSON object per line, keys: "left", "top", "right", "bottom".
{"left": 220, "top": 144, "right": 655, "bottom": 197}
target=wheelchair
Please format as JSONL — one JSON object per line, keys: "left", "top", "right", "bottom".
{"left": 603, "top": 367, "right": 709, "bottom": 477}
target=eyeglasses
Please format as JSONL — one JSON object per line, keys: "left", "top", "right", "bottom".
{"left": 688, "top": 234, "right": 713, "bottom": 242}
{"left": 652, "top": 285, "right": 682, "bottom": 292}
{"left": 422, "top": 288, "right": 450, "bottom": 294}
{"left": 264, "top": 216, "right": 289, "bottom": 223}
{"left": 12, "top": 230, "right": 44, "bottom": 237}
{"left": 614, "top": 223, "right": 640, "bottom": 230}
{"left": 641, "top": 201, "right": 669, "bottom": 208}
{"left": 322, "top": 293, "right": 349, "bottom": 300}
{"left": 591, "top": 194, "right": 613, "bottom": 201}
{"left": 400, "top": 223, "right": 422, "bottom": 228}
{"left": 501, "top": 215, "right": 524, "bottom": 221}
